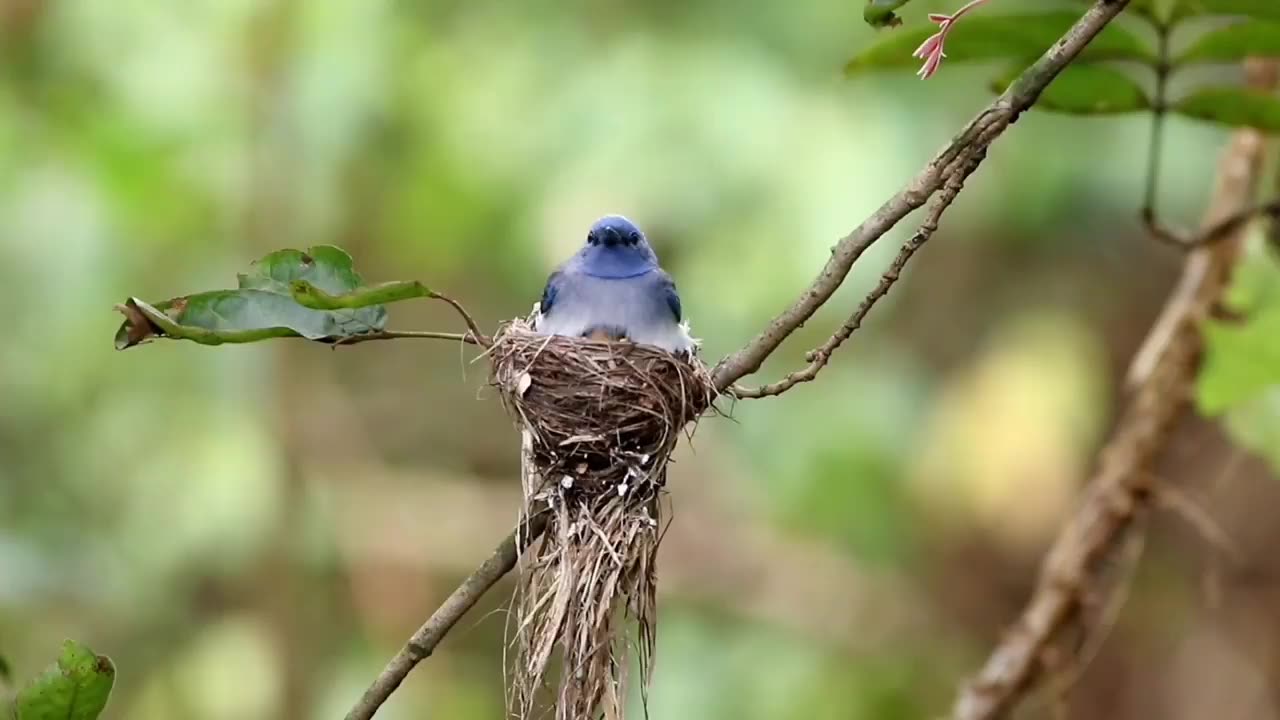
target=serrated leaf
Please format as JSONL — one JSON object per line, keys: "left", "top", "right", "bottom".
{"left": 1172, "top": 0, "right": 1280, "bottom": 21}
{"left": 1197, "top": 307, "right": 1280, "bottom": 414}
{"left": 845, "top": 11, "right": 1156, "bottom": 74}
{"left": 13, "top": 641, "right": 114, "bottom": 720}
{"left": 990, "top": 63, "right": 1150, "bottom": 114}
{"left": 114, "top": 245, "right": 397, "bottom": 349}
{"left": 865, "top": 0, "right": 913, "bottom": 28}
{"left": 1177, "top": 21, "right": 1280, "bottom": 65}
{"left": 1174, "top": 86, "right": 1280, "bottom": 131}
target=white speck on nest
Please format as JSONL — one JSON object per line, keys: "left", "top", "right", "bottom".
{"left": 617, "top": 482, "right": 628, "bottom": 497}
{"left": 561, "top": 475, "right": 574, "bottom": 489}
{"left": 559, "top": 434, "right": 605, "bottom": 446}
{"left": 516, "top": 372, "right": 533, "bottom": 397}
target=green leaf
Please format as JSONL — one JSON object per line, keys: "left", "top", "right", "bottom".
{"left": 864, "top": 0, "right": 913, "bottom": 28}
{"left": 845, "top": 12, "right": 1156, "bottom": 74}
{"left": 1173, "top": 86, "right": 1280, "bottom": 131}
{"left": 114, "top": 245, "right": 401, "bottom": 349}
{"left": 1221, "top": 391, "right": 1280, "bottom": 476}
{"left": 1172, "top": 0, "right": 1280, "bottom": 22}
{"left": 1197, "top": 307, "right": 1280, "bottom": 414}
{"left": 1177, "top": 21, "right": 1280, "bottom": 65}
{"left": 990, "top": 63, "right": 1150, "bottom": 114}
{"left": 12, "top": 641, "right": 114, "bottom": 720}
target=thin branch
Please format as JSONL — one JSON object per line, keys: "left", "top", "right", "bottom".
{"left": 344, "top": 511, "right": 549, "bottom": 720}
{"left": 430, "top": 290, "right": 490, "bottom": 346}
{"left": 733, "top": 146, "right": 986, "bottom": 398}
{"left": 1146, "top": 197, "right": 1280, "bottom": 249}
{"left": 950, "top": 61, "right": 1275, "bottom": 720}
{"left": 711, "top": 0, "right": 1134, "bottom": 394}
{"left": 332, "top": 329, "right": 483, "bottom": 347}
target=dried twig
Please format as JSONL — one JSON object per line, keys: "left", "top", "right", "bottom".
{"left": 1145, "top": 197, "right": 1280, "bottom": 250}
{"left": 949, "top": 60, "right": 1275, "bottom": 720}
{"left": 430, "top": 290, "right": 490, "bottom": 346}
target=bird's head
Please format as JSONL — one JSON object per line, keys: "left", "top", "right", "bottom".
{"left": 576, "top": 215, "right": 658, "bottom": 278}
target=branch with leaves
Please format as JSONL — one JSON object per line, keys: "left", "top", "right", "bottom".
{"left": 114, "top": 246, "right": 488, "bottom": 351}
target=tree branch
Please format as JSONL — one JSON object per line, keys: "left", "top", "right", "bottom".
{"left": 344, "top": 511, "right": 549, "bottom": 720}
{"left": 950, "top": 60, "right": 1276, "bottom": 720}
{"left": 711, "top": 0, "right": 1133, "bottom": 394}
{"left": 734, "top": 146, "right": 986, "bottom": 398}
{"left": 1146, "top": 197, "right": 1280, "bottom": 250}
{"left": 430, "top": 290, "right": 490, "bottom": 347}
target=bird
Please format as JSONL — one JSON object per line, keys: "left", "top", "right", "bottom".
{"left": 534, "top": 215, "right": 695, "bottom": 356}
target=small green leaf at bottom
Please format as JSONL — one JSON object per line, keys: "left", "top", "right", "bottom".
{"left": 991, "top": 63, "right": 1150, "bottom": 114}
{"left": 1174, "top": 87, "right": 1280, "bottom": 131}
{"left": 12, "top": 641, "right": 114, "bottom": 720}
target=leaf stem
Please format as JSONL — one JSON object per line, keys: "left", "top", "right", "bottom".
{"left": 1142, "top": 18, "right": 1173, "bottom": 238}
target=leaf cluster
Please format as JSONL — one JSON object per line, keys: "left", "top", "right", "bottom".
{"left": 850, "top": 1, "right": 1280, "bottom": 129}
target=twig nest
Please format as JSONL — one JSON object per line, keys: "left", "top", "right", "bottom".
{"left": 489, "top": 316, "right": 717, "bottom": 720}
{"left": 490, "top": 317, "right": 716, "bottom": 496}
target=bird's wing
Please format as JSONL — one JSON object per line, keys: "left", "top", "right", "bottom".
{"left": 539, "top": 269, "right": 563, "bottom": 316}
{"left": 658, "top": 271, "right": 682, "bottom": 322}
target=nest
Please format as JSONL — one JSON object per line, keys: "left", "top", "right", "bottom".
{"left": 489, "top": 317, "right": 716, "bottom": 720}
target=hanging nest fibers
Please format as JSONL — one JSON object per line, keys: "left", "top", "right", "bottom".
{"left": 489, "top": 316, "right": 717, "bottom": 720}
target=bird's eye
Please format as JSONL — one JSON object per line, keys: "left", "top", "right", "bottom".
{"left": 586, "top": 231, "right": 597, "bottom": 245}
{"left": 628, "top": 231, "right": 640, "bottom": 244}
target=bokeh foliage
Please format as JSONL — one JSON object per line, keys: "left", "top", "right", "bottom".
{"left": 3, "top": 1, "right": 1280, "bottom": 719}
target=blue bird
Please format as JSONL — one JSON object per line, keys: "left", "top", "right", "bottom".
{"left": 534, "top": 215, "right": 695, "bottom": 356}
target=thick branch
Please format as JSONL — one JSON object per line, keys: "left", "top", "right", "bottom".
{"left": 950, "top": 62, "right": 1274, "bottom": 720}
{"left": 344, "top": 512, "right": 549, "bottom": 720}
{"left": 712, "top": 0, "right": 1132, "bottom": 394}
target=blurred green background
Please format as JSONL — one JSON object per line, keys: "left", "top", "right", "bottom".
{"left": 4, "top": 1, "right": 1280, "bottom": 718}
